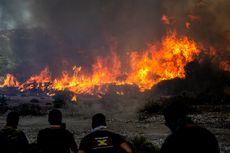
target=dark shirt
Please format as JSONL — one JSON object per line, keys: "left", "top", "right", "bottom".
{"left": 79, "top": 130, "right": 126, "bottom": 153}
{"left": 160, "top": 124, "right": 220, "bottom": 153}
{"left": 37, "top": 127, "right": 78, "bottom": 153}
{"left": 0, "top": 126, "right": 29, "bottom": 153}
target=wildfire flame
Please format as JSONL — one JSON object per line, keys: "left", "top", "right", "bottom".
{"left": 2, "top": 31, "right": 222, "bottom": 98}
{"left": 0, "top": 74, "right": 20, "bottom": 88}
{"left": 188, "top": 15, "right": 201, "bottom": 22}
{"left": 161, "top": 15, "right": 171, "bottom": 25}
{"left": 185, "top": 22, "right": 191, "bottom": 29}
{"left": 71, "top": 95, "right": 78, "bottom": 102}
{"left": 18, "top": 67, "right": 52, "bottom": 92}
{"left": 126, "top": 31, "right": 200, "bottom": 91}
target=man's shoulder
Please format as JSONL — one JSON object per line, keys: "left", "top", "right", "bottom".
{"left": 38, "top": 128, "right": 50, "bottom": 134}
{"left": 82, "top": 130, "right": 123, "bottom": 142}
{"left": 0, "top": 127, "right": 24, "bottom": 135}
{"left": 63, "top": 129, "right": 74, "bottom": 137}
{"left": 0, "top": 127, "right": 27, "bottom": 142}
{"left": 179, "top": 124, "right": 214, "bottom": 136}
{"left": 39, "top": 128, "right": 73, "bottom": 136}
{"left": 92, "top": 130, "right": 121, "bottom": 136}
{"left": 173, "top": 124, "right": 218, "bottom": 145}
{"left": 190, "top": 125, "right": 217, "bottom": 140}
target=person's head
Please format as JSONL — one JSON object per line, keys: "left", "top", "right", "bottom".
{"left": 92, "top": 113, "right": 106, "bottom": 129}
{"left": 48, "top": 109, "right": 62, "bottom": 125}
{"left": 163, "top": 99, "right": 188, "bottom": 132}
{"left": 6, "top": 112, "right": 19, "bottom": 128}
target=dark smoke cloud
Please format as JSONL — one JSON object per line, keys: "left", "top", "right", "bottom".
{"left": 162, "top": 0, "right": 230, "bottom": 42}
{"left": 30, "top": 0, "right": 165, "bottom": 68}
{"left": 0, "top": 0, "right": 165, "bottom": 77}
{"left": 0, "top": 0, "right": 230, "bottom": 78}
{"left": 32, "top": 0, "right": 164, "bottom": 48}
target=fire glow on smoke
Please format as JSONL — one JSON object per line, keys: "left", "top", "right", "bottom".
{"left": 0, "top": 30, "right": 229, "bottom": 101}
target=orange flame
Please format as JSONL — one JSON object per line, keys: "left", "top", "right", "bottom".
{"left": 126, "top": 31, "right": 200, "bottom": 91}
{"left": 0, "top": 31, "right": 201, "bottom": 97}
{"left": 71, "top": 95, "right": 78, "bottom": 102}
{"left": 185, "top": 22, "right": 191, "bottom": 29}
{"left": 19, "top": 67, "right": 52, "bottom": 92}
{"left": 188, "top": 15, "right": 201, "bottom": 22}
{"left": 161, "top": 15, "right": 170, "bottom": 25}
{"left": 0, "top": 74, "right": 20, "bottom": 88}
{"left": 220, "top": 61, "right": 230, "bottom": 71}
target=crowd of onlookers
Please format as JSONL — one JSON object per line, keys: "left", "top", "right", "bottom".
{"left": 0, "top": 101, "right": 220, "bottom": 153}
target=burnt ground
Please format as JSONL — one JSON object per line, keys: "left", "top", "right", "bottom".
{"left": 0, "top": 96, "right": 229, "bottom": 153}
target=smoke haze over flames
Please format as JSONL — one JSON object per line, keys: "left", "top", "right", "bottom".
{"left": 0, "top": 0, "right": 230, "bottom": 98}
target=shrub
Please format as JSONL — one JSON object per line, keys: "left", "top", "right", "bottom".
{"left": 140, "top": 100, "right": 163, "bottom": 114}
{"left": 53, "top": 95, "right": 66, "bottom": 108}
{"left": 13, "top": 103, "right": 44, "bottom": 116}
{"left": 138, "top": 99, "right": 165, "bottom": 120}
{"left": 45, "top": 102, "right": 52, "bottom": 106}
{"left": 52, "top": 91, "right": 72, "bottom": 108}
{"left": 131, "top": 136, "right": 160, "bottom": 153}
{"left": 30, "top": 98, "right": 39, "bottom": 103}
{"left": 138, "top": 96, "right": 198, "bottom": 120}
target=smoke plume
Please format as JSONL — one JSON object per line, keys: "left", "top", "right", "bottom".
{"left": 0, "top": 0, "right": 229, "bottom": 78}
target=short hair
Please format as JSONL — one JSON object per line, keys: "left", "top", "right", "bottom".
{"left": 92, "top": 113, "right": 106, "bottom": 128}
{"left": 48, "top": 109, "right": 62, "bottom": 125}
{"left": 163, "top": 99, "right": 187, "bottom": 123}
{"left": 6, "top": 112, "right": 19, "bottom": 128}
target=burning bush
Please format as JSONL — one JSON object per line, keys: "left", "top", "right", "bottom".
{"left": 151, "top": 60, "right": 230, "bottom": 105}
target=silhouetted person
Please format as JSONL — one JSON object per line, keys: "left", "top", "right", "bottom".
{"left": 160, "top": 100, "right": 220, "bottom": 153}
{"left": 0, "top": 112, "right": 29, "bottom": 153}
{"left": 37, "top": 109, "right": 78, "bottom": 153}
{"left": 78, "top": 113, "right": 133, "bottom": 153}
